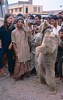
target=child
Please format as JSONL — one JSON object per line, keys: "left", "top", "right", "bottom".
{"left": 57, "top": 29, "right": 63, "bottom": 81}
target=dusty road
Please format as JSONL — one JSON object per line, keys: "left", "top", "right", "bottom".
{"left": 0, "top": 68, "right": 63, "bottom": 100}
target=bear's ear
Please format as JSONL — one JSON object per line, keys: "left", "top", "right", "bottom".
{"left": 44, "top": 20, "right": 49, "bottom": 27}
{"left": 44, "top": 20, "right": 53, "bottom": 28}
{"left": 44, "top": 20, "right": 48, "bottom": 26}
{"left": 44, "top": 20, "right": 47, "bottom": 24}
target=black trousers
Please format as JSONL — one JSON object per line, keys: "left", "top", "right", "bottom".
{"left": 0, "top": 47, "right": 15, "bottom": 73}
{"left": 57, "top": 62, "right": 62, "bottom": 78}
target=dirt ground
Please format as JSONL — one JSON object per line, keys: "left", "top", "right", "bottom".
{"left": 0, "top": 68, "right": 63, "bottom": 100}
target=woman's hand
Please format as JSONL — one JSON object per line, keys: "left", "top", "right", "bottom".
{"left": 8, "top": 43, "right": 12, "bottom": 50}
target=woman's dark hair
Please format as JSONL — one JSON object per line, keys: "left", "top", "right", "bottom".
{"left": 4, "top": 13, "right": 12, "bottom": 30}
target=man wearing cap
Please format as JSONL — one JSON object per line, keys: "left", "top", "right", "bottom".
{"left": 11, "top": 16, "right": 30, "bottom": 80}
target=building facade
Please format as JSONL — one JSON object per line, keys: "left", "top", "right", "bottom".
{"left": 9, "top": 0, "right": 43, "bottom": 15}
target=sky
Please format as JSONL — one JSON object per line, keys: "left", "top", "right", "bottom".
{"left": 8, "top": 0, "right": 63, "bottom": 11}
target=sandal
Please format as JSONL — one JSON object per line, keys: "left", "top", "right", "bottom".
{"left": 0, "top": 72, "right": 6, "bottom": 77}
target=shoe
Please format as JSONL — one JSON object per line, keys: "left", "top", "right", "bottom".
{"left": 6, "top": 73, "right": 11, "bottom": 78}
{"left": 15, "top": 75, "right": 24, "bottom": 81}
{"left": 0, "top": 68, "right": 6, "bottom": 76}
{"left": 24, "top": 72, "right": 30, "bottom": 78}
{"left": 0, "top": 72, "right": 6, "bottom": 77}
{"left": 20, "top": 75, "right": 24, "bottom": 80}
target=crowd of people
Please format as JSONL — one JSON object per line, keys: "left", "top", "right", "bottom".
{"left": 0, "top": 11, "right": 63, "bottom": 84}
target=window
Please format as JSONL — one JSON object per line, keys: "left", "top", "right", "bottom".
{"left": 34, "top": 7, "right": 37, "bottom": 12}
{"left": 15, "top": 8, "right": 17, "bottom": 12}
{"left": 26, "top": 7, "right": 28, "bottom": 13}
{"left": 19, "top": 8, "right": 22, "bottom": 12}
{"left": 38, "top": 7, "right": 40, "bottom": 12}
{"left": 11, "top": 9, "right": 13, "bottom": 13}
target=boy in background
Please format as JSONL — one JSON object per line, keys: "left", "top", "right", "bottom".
{"left": 57, "top": 29, "right": 63, "bottom": 81}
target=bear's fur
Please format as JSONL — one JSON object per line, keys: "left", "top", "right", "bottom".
{"left": 35, "top": 21, "right": 60, "bottom": 91}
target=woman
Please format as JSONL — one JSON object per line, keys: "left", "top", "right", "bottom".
{"left": 0, "top": 14, "right": 15, "bottom": 76}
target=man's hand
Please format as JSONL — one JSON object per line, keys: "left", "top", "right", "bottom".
{"left": 15, "top": 52, "right": 18, "bottom": 58}
{"left": 35, "top": 46, "right": 41, "bottom": 57}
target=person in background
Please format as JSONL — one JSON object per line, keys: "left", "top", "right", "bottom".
{"left": 57, "top": 11, "right": 63, "bottom": 17}
{"left": 61, "top": 22, "right": 63, "bottom": 29}
{"left": 46, "top": 16, "right": 51, "bottom": 24}
{"left": 60, "top": 11, "right": 63, "bottom": 17}
{"left": 58, "top": 16, "right": 63, "bottom": 26}
{"left": 27, "top": 19, "right": 37, "bottom": 74}
{"left": 50, "top": 15, "right": 61, "bottom": 35}
{"left": 57, "top": 29, "right": 63, "bottom": 81}
{"left": 50, "top": 15, "right": 61, "bottom": 77}
{"left": 0, "top": 14, "right": 15, "bottom": 77}
{"left": 34, "top": 15, "right": 41, "bottom": 26}
{"left": 12, "top": 14, "right": 17, "bottom": 27}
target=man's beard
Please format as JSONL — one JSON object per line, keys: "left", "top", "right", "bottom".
{"left": 17, "top": 26, "right": 22, "bottom": 29}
